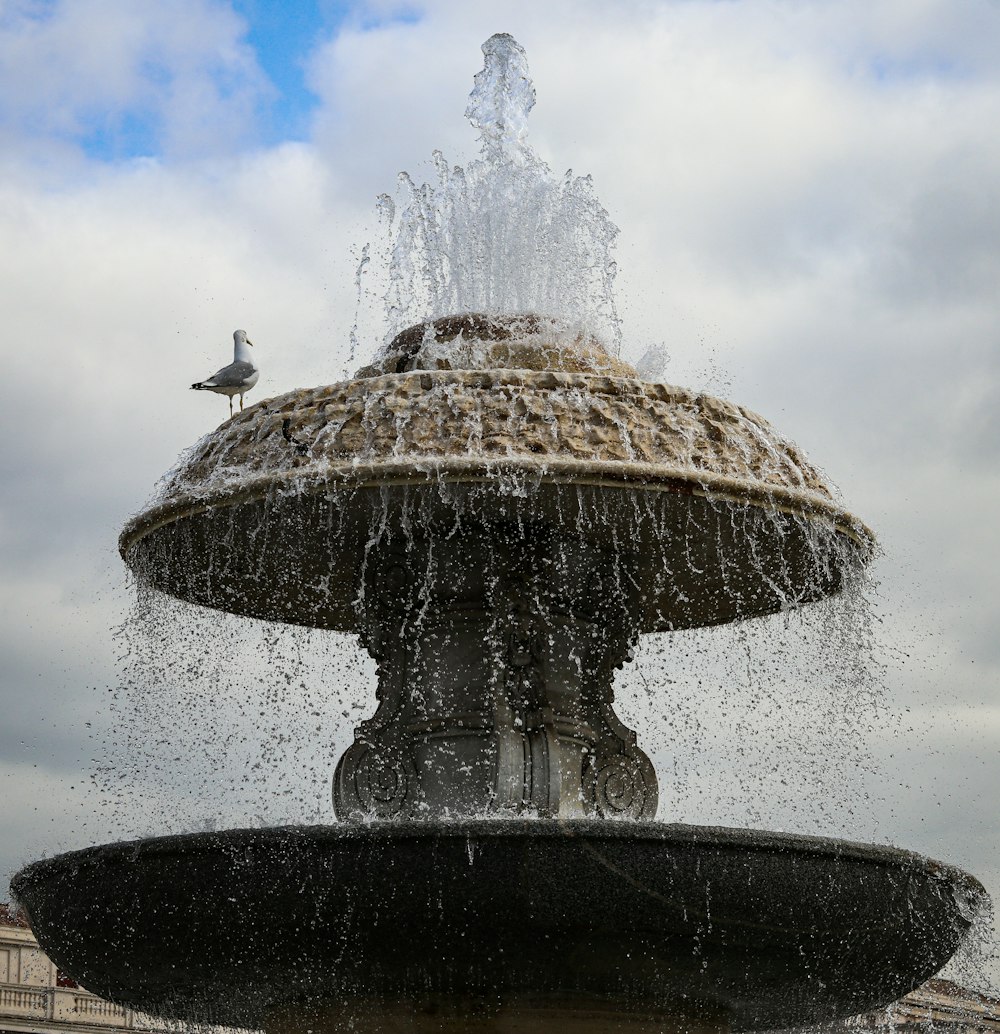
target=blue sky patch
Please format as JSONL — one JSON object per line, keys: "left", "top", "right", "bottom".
{"left": 866, "top": 52, "right": 964, "bottom": 85}
{"left": 75, "top": 1, "right": 425, "bottom": 161}
{"left": 231, "top": 0, "right": 350, "bottom": 144}
{"left": 80, "top": 109, "right": 162, "bottom": 163}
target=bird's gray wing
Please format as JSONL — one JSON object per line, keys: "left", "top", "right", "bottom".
{"left": 204, "top": 360, "right": 257, "bottom": 387}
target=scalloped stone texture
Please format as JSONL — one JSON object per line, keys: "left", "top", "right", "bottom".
{"left": 138, "top": 370, "right": 835, "bottom": 511}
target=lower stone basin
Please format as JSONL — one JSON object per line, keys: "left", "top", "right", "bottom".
{"left": 12, "top": 821, "right": 983, "bottom": 1032}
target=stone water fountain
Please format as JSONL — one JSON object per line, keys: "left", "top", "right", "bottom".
{"left": 11, "top": 33, "right": 987, "bottom": 1034}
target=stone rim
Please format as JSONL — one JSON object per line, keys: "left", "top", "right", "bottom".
{"left": 120, "top": 456, "right": 874, "bottom": 563}
{"left": 12, "top": 818, "right": 981, "bottom": 880}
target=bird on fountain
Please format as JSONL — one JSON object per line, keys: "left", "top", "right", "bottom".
{"left": 191, "top": 329, "right": 259, "bottom": 417}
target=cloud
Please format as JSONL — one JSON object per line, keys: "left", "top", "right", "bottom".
{"left": 0, "top": 0, "right": 269, "bottom": 161}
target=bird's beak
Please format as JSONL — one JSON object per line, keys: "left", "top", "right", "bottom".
{"left": 247, "top": 339, "right": 254, "bottom": 347}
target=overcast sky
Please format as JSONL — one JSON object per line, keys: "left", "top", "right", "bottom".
{"left": 1, "top": 0, "right": 999, "bottom": 993}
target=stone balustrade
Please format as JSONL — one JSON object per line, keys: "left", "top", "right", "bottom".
{"left": 0, "top": 905, "right": 170, "bottom": 1032}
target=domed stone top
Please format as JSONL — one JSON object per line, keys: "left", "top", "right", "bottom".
{"left": 141, "top": 368, "right": 835, "bottom": 507}
{"left": 131, "top": 314, "right": 839, "bottom": 512}
{"left": 120, "top": 314, "right": 873, "bottom": 633}
{"left": 357, "top": 313, "right": 639, "bottom": 378}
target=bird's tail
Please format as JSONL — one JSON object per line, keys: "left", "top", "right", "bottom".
{"left": 191, "top": 382, "right": 206, "bottom": 390}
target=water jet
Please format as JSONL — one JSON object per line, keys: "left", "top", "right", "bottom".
{"left": 11, "top": 32, "right": 986, "bottom": 1034}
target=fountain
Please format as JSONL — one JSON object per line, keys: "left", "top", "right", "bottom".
{"left": 10, "top": 33, "right": 987, "bottom": 1034}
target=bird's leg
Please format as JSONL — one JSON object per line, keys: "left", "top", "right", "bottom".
{"left": 239, "top": 393, "right": 245, "bottom": 412}
{"left": 229, "top": 397, "right": 234, "bottom": 417}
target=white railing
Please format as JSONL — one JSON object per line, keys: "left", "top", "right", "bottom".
{"left": 0, "top": 982, "right": 49, "bottom": 1013}
{"left": 1, "top": 981, "right": 137, "bottom": 1027}
{"left": 74, "top": 994, "right": 128, "bottom": 1019}
{"left": 0, "top": 979, "right": 224, "bottom": 1031}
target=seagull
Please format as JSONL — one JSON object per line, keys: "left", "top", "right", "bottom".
{"left": 191, "top": 329, "right": 259, "bottom": 417}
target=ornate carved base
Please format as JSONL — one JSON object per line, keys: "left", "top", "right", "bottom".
{"left": 333, "top": 525, "right": 657, "bottom": 821}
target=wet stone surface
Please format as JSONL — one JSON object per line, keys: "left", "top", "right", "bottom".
{"left": 12, "top": 821, "right": 986, "bottom": 1031}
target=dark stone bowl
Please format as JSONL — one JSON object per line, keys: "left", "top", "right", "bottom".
{"left": 11, "top": 821, "right": 984, "bottom": 1031}
{"left": 122, "top": 477, "right": 870, "bottom": 635}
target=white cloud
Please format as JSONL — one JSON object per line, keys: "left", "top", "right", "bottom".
{"left": 0, "top": 0, "right": 269, "bottom": 159}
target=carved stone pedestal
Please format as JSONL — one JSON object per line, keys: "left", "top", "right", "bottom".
{"left": 333, "top": 523, "right": 657, "bottom": 821}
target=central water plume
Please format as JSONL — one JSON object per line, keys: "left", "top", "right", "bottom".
{"left": 381, "top": 32, "right": 622, "bottom": 350}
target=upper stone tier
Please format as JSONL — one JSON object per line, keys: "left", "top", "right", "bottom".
{"left": 120, "top": 314, "right": 873, "bottom": 633}
{"left": 356, "top": 313, "right": 638, "bottom": 378}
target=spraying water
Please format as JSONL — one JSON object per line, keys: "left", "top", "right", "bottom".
{"left": 379, "top": 33, "right": 622, "bottom": 351}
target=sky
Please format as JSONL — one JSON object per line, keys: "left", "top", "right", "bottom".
{"left": 1, "top": 0, "right": 999, "bottom": 995}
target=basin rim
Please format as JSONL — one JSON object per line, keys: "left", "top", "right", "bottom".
{"left": 9, "top": 819, "right": 978, "bottom": 880}
{"left": 119, "top": 456, "right": 875, "bottom": 563}
{"left": 12, "top": 819, "right": 983, "bottom": 887}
